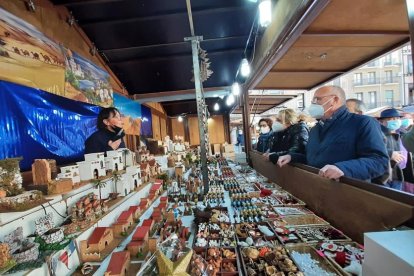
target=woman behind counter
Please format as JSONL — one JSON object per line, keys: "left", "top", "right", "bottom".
{"left": 264, "top": 109, "right": 309, "bottom": 164}
{"left": 256, "top": 118, "right": 273, "bottom": 153}
{"left": 84, "top": 107, "right": 126, "bottom": 154}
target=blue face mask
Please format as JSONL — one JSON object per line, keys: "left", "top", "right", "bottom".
{"left": 401, "top": 118, "right": 413, "bottom": 128}
{"left": 386, "top": 119, "right": 402, "bottom": 131}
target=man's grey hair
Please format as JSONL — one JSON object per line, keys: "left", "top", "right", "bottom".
{"left": 346, "top": 98, "right": 366, "bottom": 113}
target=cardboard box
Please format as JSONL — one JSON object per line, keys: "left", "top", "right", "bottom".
{"left": 363, "top": 230, "right": 414, "bottom": 276}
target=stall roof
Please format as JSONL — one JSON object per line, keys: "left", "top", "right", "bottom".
{"left": 232, "top": 94, "right": 296, "bottom": 115}
{"left": 252, "top": 0, "right": 410, "bottom": 91}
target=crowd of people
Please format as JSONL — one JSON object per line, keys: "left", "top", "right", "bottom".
{"left": 253, "top": 85, "right": 414, "bottom": 190}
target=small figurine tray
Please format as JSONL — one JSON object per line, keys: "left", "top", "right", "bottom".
{"left": 274, "top": 206, "right": 313, "bottom": 216}
{"left": 286, "top": 244, "right": 342, "bottom": 275}
{"left": 283, "top": 214, "right": 330, "bottom": 227}
{"left": 239, "top": 246, "right": 303, "bottom": 276}
{"left": 235, "top": 222, "right": 277, "bottom": 240}
{"left": 314, "top": 241, "right": 364, "bottom": 276}
{"left": 295, "top": 225, "right": 351, "bottom": 244}
{"left": 193, "top": 247, "right": 242, "bottom": 276}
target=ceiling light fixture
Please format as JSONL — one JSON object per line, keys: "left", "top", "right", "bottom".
{"left": 214, "top": 103, "right": 220, "bottom": 111}
{"left": 259, "top": 0, "right": 272, "bottom": 27}
{"left": 240, "top": 58, "right": 251, "bottom": 77}
{"left": 226, "top": 94, "right": 235, "bottom": 106}
{"left": 232, "top": 82, "right": 240, "bottom": 96}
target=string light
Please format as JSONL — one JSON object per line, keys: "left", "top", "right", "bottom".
{"left": 214, "top": 103, "right": 220, "bottom": 111}
{"left": 231, "top": 82, "right": 240, "bottom": 96}
{"left": 226, "top": 94, "right": 235, "bottom": 106}
{"left": 178, "top": 116, "right": 183, "bottom": 122}
{"left": 259, "top": 0, "right": 272, "bottom": 27}
{"left": 240, "top": 58, "right": 251, "bottom": 77}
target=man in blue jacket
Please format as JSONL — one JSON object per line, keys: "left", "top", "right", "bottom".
{"left": 277, "top": 86, "right": 389, "bottom": 181}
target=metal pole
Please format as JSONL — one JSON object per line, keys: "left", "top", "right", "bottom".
{"left": 185, "top": 36, "right": 209, "bottom": 194}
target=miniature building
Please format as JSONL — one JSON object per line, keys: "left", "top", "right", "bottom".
{"left": 58, "top": 164, "right": 81, "bottom": 184}
{"left": 118, "top": 148, "right": 136, "bottom": 167}
{"left": 151, "top": 210, "right": 162, "bottom": 222}
{"left": 140, "top": 163, "right": 150, "bottom": 182}
{"left": 160, "top": 196, "right": 168, "bottom": 204}
{"left": 141, "top": 219, "right": 154, "bottom": 231}
{"left": 138, "top": 198, "right": 149, "bottom": 210}
{"left": 106, "top": 150, "right": 124, "bottom": 171}
{"left": 113, "top": 211, "right": 134, "bottom": 236}
{"left": 114, "top": 173, "right": 130, "bottom": 196}
{"left": 31, "top": 159, "right": 52, "bottom": 185}
{"left": 148, "top": 237, "right": 159, "bottom": 253}
{"left": 127, "top": 240, "right": 146, "bottom": 258}
{"left": 148, "top": 159, "right": 162, "bottom": 177}
{"left": 149, "top": 183, "right": 163, "bottom": 197}
{"left": 77, "top": 160, "right": 106, "bottom": 181}
{"left": 138, "top": 147, "right": 150, "bottom": 163}
{"left": 80, "top": 227, "right": 114, "bottom": 262}
{"left": 105, "top": 251, "right": 130, "bottom": 276}
{"left": 175, "top": 165, "right": 184, "bottom": 180}
{"left": 71, "top": 193, "right": 107, "bottom": 223}
{"left": 128, "top": 206, "right": 141, "bottom": 220}
{"left": 132, "top": 226, "right": 150, "bottom": 241}
{"left": 126, "top": 165, "right": 141, "bottom": 190}
{"left": 84, "top": 152, "right": 106, "bottom": 166}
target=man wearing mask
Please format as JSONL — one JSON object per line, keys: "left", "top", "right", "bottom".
{"left": 84, "top": 107, "right": 126, "bottom": 154}
{"left": 256, "top": 118, "right": 273, "bottom": 153}
{"left": 378, "top": 108, "right": 407, "bottom": 189}
{"left": 277, "top": 86, "right": 388, "bottom": 181}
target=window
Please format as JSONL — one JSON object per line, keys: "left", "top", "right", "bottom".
{"left": 354, "top": 73, "right": 362, "bottom": 85}
{"left": 368, "top": 91, "right": 377, "bottom": 108}
{"left": 407, "top": 55, "right": 413, "bottom": 75}
{"left": 385, "top": 90, "right": 394, "bottom": 106}
{"left": 297, "top": 98, "right": 304, "bottom": 109}
{"left": 368, "top": 72, "right": 376, "bottom": 84}
{"left": 355, "top": 92, "right": 363, "bottom": 102}
{"left": 384, "top": 54, "right": 392, "bottom": 66}
{"left": 385, "top": 70, "right": 393, "bottom": 83}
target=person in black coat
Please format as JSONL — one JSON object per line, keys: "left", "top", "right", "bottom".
{"left": 256, "top": 118, "right": 273, "bottom": 153}
{"left": 264, "top": 109, "right": 309, "bottom": 164}
{"left": 84, "top": 107, "right": 126, "bottom": 154}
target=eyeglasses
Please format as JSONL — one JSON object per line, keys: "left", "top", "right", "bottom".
{"left": 311, "top": 95, "right": 336, "bottom": 104}
{"left": 259, "top": 124, "right": 268, "bottom": 127}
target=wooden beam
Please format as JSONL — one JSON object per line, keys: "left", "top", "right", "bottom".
{"left": 302, "top": 31, "right": 410, "bottom": 37}
{"left": 53, "top": 0, "right": 123, "bottom": 6}
{"left": 270, "top": 69, "right": 346, "bottom": 74}
{"left": 245, "top": 0, "right": 332, "bottom": 90}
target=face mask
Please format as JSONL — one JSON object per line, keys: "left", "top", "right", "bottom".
{"left": 260, "top": 126, "right": 270, "bottom": 134}
{"left": 112, "top": 126, "right": 125, "bottom": 139}
{"left": 307, "top": 97, "right": 334, "bottom": 119}
{"left": 401, "top": 118, "right": 413, "bottom": 128}
{"left": 386, "top": 119, "right": 402, "bottom": 131}
{"left": 272, "top": 122, "right": 285, "bottom": 132}
{"left": 238, "top": 131, "right": 243, "bottom": 135}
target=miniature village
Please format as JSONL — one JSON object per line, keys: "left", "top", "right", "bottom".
{"left": 0, "top": 136, "right": 365, "bottom": 276}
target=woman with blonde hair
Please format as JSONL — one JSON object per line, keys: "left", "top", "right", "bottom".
{"left": 264, "top": 108, "right": 309, "bottom": 164}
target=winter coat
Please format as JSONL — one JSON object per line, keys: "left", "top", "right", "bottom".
{"left": 256, "top": 131, "right": 274, "bottom": 153}
{"left": 291, "top": 106, "right": 389, "bottom": 181}
{"left": 268, "top": 122, "right": 309, "bottom": 164}
{"left": 380, "top": 125, "right": 405, "bottom": 183}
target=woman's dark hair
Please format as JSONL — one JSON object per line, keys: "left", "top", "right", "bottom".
{"left": 258, "top": 118, "right": 273, "bottom": 128}
{"left": 97, "top": 107, "right": 120, "bottom": 130}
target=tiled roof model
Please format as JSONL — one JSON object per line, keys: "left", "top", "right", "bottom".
{"left": 106, "top": 251, "right": 130, "bottom": 275}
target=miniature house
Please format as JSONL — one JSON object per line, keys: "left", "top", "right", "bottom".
{"left": 128, "top": 206, "right": 141, "bottom": 220}
{"left": 139, "top": 198, "right": 149, "bottom": 210}
{"left": 114, "top": 173, "right": 130, "bottom": 196}
{"left": 106, "top": 150, "right": 125, "bottom": 171}
{"left": 127, "top": 226, "right": 150, "bottom": 257}
{"left": 126, "top": 165, "right": 141, "bottom": 190}
{"left": 141, "top": 219, "right": 154, "bottom": 231}
{"left": 4, "top": 227, "right": 39, "bottom": 264}
{"left": 113, "top": 211, "right": 134, "bottom": 236}
{"left": 149, "top": 183, "right": 163, "bottom": 197}
{"left": 105, "top": 251, "right": 130, "bottom": 276}
{"left": 140, "top": 163, "right": 150, "bottom": 182}
{"left": 31, "top": 159, "right": 52, "bottom": 185}
{"left": 175, "top": 165, "right": 184, "bottom": 180}
{"left": 77, "top": 160, "right": 106, "bottom": 181}
{"left": 148, "top": 159, "right": 162, "bottom": 177}
{"left": 58, "top": 164, "right": 81, "bottom": 184}
{"left": 80, "top": 227, "right": 114, "bottom": 262}
{"left": 35, "top": 213, "right": 64, "bottom": 244}
{"left": 118, "top": 148, "right": 136, "bottom": 167}
{"left": 85, "top": 152, "right": 106, "bottom": 165}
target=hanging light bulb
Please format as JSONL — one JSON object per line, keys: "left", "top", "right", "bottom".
{"left": 259, "top": 0, "right": 272, "bottom": 27}
{"left": 178, "top": 116, "right": 183, "bottom": 122}
{"left": 214, "top": 102, "right": 220, "bottom": 111}
{"left": 232, "top": 82, "right": 240, "bottom": 96}
{"left": 226, "top": 94, "right": 235, "bottom": 106}
{"left": 240, "top": 58, "right": 251, "bottom": 77}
